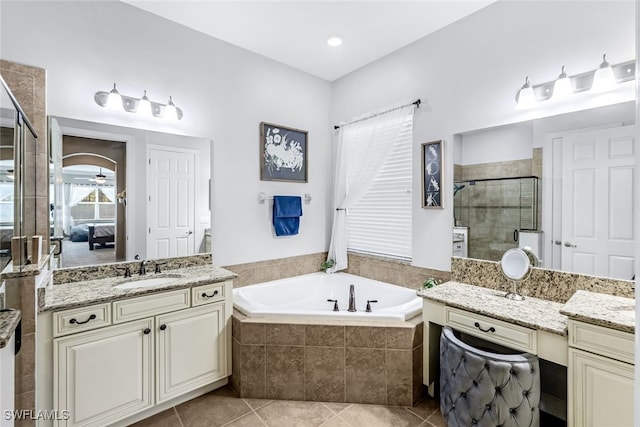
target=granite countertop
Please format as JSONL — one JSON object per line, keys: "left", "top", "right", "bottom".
{"left": 561, "top": 290, "right": 635, "bottom": 334}
{"left": 42, "top": 264, "right": 237, "bottom": 312}
{"left": 0, "top": 309, "right": 21, "bottom": 349}
{"left": 418, "top": 281, "right": 568, "bottom": 336}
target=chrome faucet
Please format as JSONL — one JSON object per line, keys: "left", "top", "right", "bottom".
{"left": 139, "top": 259, "right": 147, "bottom": 275}
{"left": 348, "top": 284, "right": 356, "bottom": 312}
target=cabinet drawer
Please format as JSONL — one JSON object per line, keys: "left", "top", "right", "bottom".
{"left": 445, "top": 307, "right": 537, "bottom": 354}
{"left": 113, "top": 289, "right": 190, "bottom": 324}
{"left": 568, "top": 320, "right": 634, "bottom": 364}
{"left": 53, "top": 303, "right": 111, "bottom": 337}
{"left": 192, "top": 282, "right": 225, "bottom": 306}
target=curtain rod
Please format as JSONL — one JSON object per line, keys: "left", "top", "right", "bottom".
{"left": 333, "top": 99, "right": 421, "bottom": 130}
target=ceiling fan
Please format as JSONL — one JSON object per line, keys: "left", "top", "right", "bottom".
{"left": 74, "top": 168, "right": 108, "bottom": 184}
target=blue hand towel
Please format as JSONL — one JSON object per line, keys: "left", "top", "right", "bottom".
{"left": 273, "top": 196, "right": 302, "bottom": 236}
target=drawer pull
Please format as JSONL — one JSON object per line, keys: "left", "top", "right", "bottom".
{"left": 201, "top": 290, "right": 219, "bottom": 298}
{"left": 159, "top": 324, "right": 167, "bottom": 331}
{"left": 69, "top": 314, "right": 97, "bottom": 325}
{"left": 474, "top": 322, "right": 495, "bottom": 333}
{"left": 143, "top": 328, "right": 151, "bottom": 335}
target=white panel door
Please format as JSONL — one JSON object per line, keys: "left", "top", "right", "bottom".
{"left": 561, "top": 125, "right": 635, "bottom": 279}
{"left": 155, "top": 303, "right": 225, "bottom": 403}
{"left": 54, "top": 319, "right": 153, "bottom": 427}
{"left": 147, "top": 146, "right": 196, "bottom": 259}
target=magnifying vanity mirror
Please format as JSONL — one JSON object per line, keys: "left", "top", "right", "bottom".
{"left": 500, "top": 248, "right": 531, "bottom": 301}
{"left": 453, "top": 100, "right": 635, "bottom": 282}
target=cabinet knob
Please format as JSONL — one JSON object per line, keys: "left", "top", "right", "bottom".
{"left": 159, "top": 324, "right": 167, "bottom": 331}
{"left": 143, "top": 328, "right": 151, "bottom": 335}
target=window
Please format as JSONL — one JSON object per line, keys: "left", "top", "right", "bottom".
{"left": 70, "top": 186, "right": 115, "bottom": 222}
{"left": 346, "top": 115, "right": 413, "bottom": 260}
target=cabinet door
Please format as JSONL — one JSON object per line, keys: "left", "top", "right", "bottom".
{"left": 569, "top": 348, "right": 634, "bottom": 427}
{"left": 156, "top": 302, "right": 226, "bottom": 403}
{"left": 54, "top": 318, "right": 154, "bottom": 427}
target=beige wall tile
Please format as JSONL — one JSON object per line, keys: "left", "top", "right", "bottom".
{"left": 240, "top": 345, "right": 266, "bottom": 398}
{"left": 345, "top": 348, "right": 386, "bottom": 404}
{"left": 254, "top": 265, "right": 281, "bottom": 283}
{"left": 305, "top": 325, "right": 344, "bottom": 347}
{"left": 412, "top": 346, "right": 425, "bottom": 405}
{"left": 386, "top": 350, "right": 413, "bottom": 406}
{"left": 15, "top": 332, "right": 35, "bottom": 396}
{"left": 15, "top": 390, "right": 35, "bottom": 427}
{"left": 240, "top": 323, "right": 265, "bottom": 345}
{"left": 346, "top": 326, "right": 386, "bottom": 349}
{"left": 386, "top": 327, "right": 414, "bottom": 350}
{"left": 304, "top": 347, "right": 345, "bottom": 402}
{"left": 266, "top": 346, "right": 304, "bottom": 400}
{"left": 231, "top": 338, "right": 241, "bottom": 393}
{"left": 266, "top": 323, "right": 304, "bottom": 346}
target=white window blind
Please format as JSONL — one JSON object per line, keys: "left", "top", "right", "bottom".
{"left": 346, "top": 115, "right": 413, "bottom": 260}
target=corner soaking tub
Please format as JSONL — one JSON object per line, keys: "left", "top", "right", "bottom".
{"left": 233, "top": 272, "right": 421, "bottom": 321}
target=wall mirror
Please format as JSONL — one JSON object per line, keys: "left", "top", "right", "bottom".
{"left": 48, "top": 116, "right": 212, "bottom": 269}
{"left": 0, "top": 75, "right": 38, "bottom": 272}
{"left": 453, "top": 100, "right": 635, "bottom": 281}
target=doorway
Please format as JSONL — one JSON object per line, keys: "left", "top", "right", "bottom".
{"left": 60, "top": 136, "right": 126, "bottom": 266}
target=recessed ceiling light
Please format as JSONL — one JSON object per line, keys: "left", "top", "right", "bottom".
{"left": 326, "top": 36, "right": 343, "bottom": 47}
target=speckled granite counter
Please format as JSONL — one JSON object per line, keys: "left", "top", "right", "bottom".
{"left": 42, "top": 264, "right": 237, "bottom": 312}
{"left": 0, "top": 309, "right": 21, "bottom": 348}
{"left": 418, "top": 281, "right": 567, "bottom": 336}
{"left": 561, "top": 290, "right": 635, "bottom": 334}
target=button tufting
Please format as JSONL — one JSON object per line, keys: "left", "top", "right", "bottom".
{"left": 523, "top": 390, "right": 529, "bottom": 397}
{"left": 472, "top": 419, "right": 477, "bottom": 424}
{"left": 485, "top": 363, "right": 490, "bottom": 370}
{"left": 473, "top": 380, "right": 478, "bottom": 386}
{"left": 485, "top": 404, "right": 492, "bottom": 410}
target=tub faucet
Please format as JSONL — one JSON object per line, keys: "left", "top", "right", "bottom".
{"left": 348, "top": 284, "right": 356, "bottom": 312}
{"left": 139, "top": 259, "right": 147, "bottom": 276}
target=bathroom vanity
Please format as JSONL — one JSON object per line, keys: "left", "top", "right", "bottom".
{"left": 420, "top": 283, "right": 635, "bottom": 426}
{"left": 37, "top": 260, "right": 235, "bottom": 427}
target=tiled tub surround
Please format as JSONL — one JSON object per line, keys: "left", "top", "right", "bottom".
{"left": 451, "top": 256, "right": 634, "bottom": 303}
{"left": 231, "top": 312, "right": 425, "bottom": 407}
{"left": 224, "top": 251, "right": 451, "bottom": 290}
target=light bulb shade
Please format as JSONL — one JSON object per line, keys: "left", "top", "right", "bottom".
{"left": 591, "top": 64, "right": 615, "bottom": 92}
{"left": 551, "top": 66, "right": 572, "bottom": 99}
{"left": 106, "top": 83, "right": 123, "bottom": 111}
{"left": 137, "top": 91, "right": 153, "bottom": 117}
{"left": 515, "top": 77, "right": 536, "bottom": 110}
{"left": 94, "top": 177, "right": 106, "bottom": 185}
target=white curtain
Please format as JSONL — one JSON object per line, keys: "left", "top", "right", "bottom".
{"left": 327, "top": 104, "right": 416, "bottom": 272}
{"left": 62, "top": 183, "right": 95, "bottom": 233}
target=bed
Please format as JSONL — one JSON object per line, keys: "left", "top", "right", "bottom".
{"left": 88, "top": 223, "right": 115, "bottom": 250}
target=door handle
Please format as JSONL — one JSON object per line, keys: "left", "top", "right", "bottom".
{"left": 563, "top": 242, "right": 577, "bottom": 248}
{"left": 186, "top": 231, "right": 193, "bottom": 236}
{"left": 554, "top": 240, "right": 562, "bottom": 246}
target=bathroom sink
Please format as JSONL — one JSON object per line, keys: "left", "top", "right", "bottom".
{"left": 113, "top": 274, "right": 182, "bottom": 290}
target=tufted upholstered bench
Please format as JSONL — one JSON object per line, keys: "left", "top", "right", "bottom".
{"left": 440, "top": 327, "right": 540, "bottom": 427}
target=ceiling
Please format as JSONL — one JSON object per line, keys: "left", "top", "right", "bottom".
{"left": 122, "top": 0, "right": 497, "bottom": 81}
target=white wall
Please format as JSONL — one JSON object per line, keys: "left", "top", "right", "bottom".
{"left": 330, "top": 0, "right": 635, "bottom": 271}
{"left": 459, "top": 122, "right": 533, "bottom": 166}
{"left": 0, "top": 1, "right": 332, "bottom": 266}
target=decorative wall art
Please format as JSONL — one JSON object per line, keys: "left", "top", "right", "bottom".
{"left": 260, "top": 122, "right": 308, "bottom": 182}
{"left": 422, "top": 140, "right": 443, "bottom": 208}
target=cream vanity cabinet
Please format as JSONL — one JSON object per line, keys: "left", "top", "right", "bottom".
{"left": 52, "top": 281, "right": 231, "bottom": 427}
{"left": 567, "top": 320, "right": 635, "bottom": 427}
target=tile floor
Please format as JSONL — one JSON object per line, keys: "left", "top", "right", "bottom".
{"left": 131, "top": 385, "right": 445, "bottom": 427}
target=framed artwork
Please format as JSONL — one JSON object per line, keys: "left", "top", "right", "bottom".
{"left": 260, "top": 122, "right": 308, "bottom": 182}
{"left": 422, "top": 140, "right": 443, "bottom": 209}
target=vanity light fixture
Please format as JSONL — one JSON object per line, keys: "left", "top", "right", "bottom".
{"left": 514, "top": 55, "right": 635, "bottom": 109}
{"left": 94, "top": 83, "right": 183, "bottom": 120}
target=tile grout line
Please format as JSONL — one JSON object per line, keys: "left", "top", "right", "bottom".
{"left": 172, "top": 406, "right": 185, "bottom": 427}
